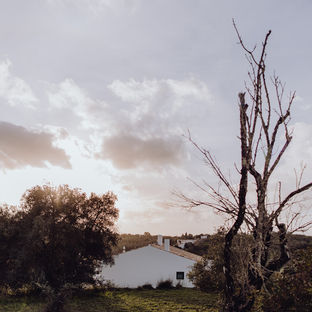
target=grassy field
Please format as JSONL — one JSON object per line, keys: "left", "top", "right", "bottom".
{"left": 0, "top": 289, "right": 220, "bottom": 312}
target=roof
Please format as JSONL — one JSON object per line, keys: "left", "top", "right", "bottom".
{"left": 151, "top": 244, "right": 202, "bottom": 262}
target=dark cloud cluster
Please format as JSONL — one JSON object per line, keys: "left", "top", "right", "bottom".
{"left": 99, "top": 134, "right": 184, "bottom": 169}
{"left": 0, "top": 121, "right": 71, "bottom": 169}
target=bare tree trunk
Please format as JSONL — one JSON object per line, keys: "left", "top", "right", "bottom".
{"left": 223, "top": 94, "right": 248, "bottom": 312}
{"left": 180, "top": 21, "right": 312, "bottom": 312}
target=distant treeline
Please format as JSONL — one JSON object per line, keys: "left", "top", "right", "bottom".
{"left": 113, "top": 232, "right": 208, "bottom": 254}
{"left": 114, "top": 231, "right": 312, "bottom": 258}
{"left": 113, "top": 233, "right": 180, "bottom": 254}
{"left": 184, "top": 230, "right": 312, "bottom": 311}
{"left": 183, "top": 231, "right": 312, "bottom": 256}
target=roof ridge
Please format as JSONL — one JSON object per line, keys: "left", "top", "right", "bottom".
{"left": 151, "top": 243, "right": 202, "bottom": 262}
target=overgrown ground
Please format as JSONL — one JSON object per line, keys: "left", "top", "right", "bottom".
{"left": 0, "top": 289, "right": 219, "bottom": 312}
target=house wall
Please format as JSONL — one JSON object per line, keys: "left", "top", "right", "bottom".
{"left": 98, "top": 245, "right": 196, "bottom": 288}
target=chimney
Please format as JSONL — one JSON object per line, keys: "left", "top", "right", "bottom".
{"left": 164, "top": 238, "right": 170, "bottom": 251}
{"left": 157, "top": 235, "right": 163, "bottom": 246}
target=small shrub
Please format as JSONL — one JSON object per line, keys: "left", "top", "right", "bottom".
{"left": 137, "top": 283, "right": 154, "bottom": 290}
{"left": 45, "top": 291, "right": 67, "bottom": 312}
{"left": 102, "top": 280, "right": 117, "bottom": 290}
{"left": 261, "top": 247, "right": 312, "bottom": 312}
{"left": 188, "top": 256, "right": 224, "bottom": 292}
{"left": 175, "top": 282, "right": 183, "bottom": 289}
{"left": 156, "top": 279, "right": 174, "bottom": 290}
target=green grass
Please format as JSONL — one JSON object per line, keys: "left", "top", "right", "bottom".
{"left": 0, "top": 295, "right": 44, "bottom": 312}
{"left": 0, "top": 289, "right": 220, "bottom": 312}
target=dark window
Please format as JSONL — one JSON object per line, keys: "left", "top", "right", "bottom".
{"left": 176, "top": 271, "right": 184, "bottom": 280}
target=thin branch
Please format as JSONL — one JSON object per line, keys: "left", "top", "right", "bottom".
{"left": 186, "top": 131, "right": 239, "bottom": 205}
{"left": 271, "top": 182, "right": 312, "bottom": 221}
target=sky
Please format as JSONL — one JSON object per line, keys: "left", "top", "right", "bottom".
{"left": 0, "top": 0, "right": 312, "bottom": 235}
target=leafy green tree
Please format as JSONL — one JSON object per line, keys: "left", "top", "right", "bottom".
{"left": 0, "top": 205, "right": 23, "bottom": 287}
{"left": 1, "top": 184, "right": 119, "bottom": 311}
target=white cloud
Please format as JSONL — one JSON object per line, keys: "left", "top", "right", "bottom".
{"left": 107, "top": 77, "right": 213, "bottom": 134}
{"left": 0, "top": 59, "right": 37, "bottom": 109}
{"left": 282, "top": 122, "right": 312, "bottom": 173}
{"left": 92, "top": 77, "right": 215, "bottom": 215}
{"left": 108, "top": 77, "right": 212, "bottom": 114}
{"left": 98, "top": 77, "right": 213, "bottom": 171}
{"left": 294, "top": 95, "right": 311, "bottom": 111}
{"left": 108, "top": 79, "right": 159, "bottom": 103}
{"left": 276, "top": 122, "right": 312, "bottom": 184}
{"left": 46, "top": 0, "right": 139, "bottom": 14}
{"left": 47, "top": 78, "right": 106, "bottom": 130}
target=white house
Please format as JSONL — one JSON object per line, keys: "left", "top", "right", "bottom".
{"left": 176, "top": 236, "right": 208, "bottom": 249}
{"left": 176, "top": 239, "right": 197, "bottom": 249}
{"left": 98, "top": 235, "right": 202, "bottom": 288}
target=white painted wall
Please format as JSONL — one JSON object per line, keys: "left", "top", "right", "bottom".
{"left": 98, "top": 245, "right": 197, "bottom": 288}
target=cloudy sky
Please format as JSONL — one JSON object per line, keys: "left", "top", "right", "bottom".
{"left": 1, "top": 0, "right": 312, "bottom": 235}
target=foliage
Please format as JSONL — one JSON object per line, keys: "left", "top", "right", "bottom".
{"left": 113, "top": 233, "right": 156, "bottom": 254}
{"left": 44, "top": 290, "right": 67, "bottom": 312}
{"left": 262, "top": 247, "right": 312, "bottom": 312}
{"left": 181, "top": 232, "right": 194, "bottom": 239}
{"left": 288, "top": 233, "right": 312, "bottom": 251}
{"left": 114, "top": 233, "right": 179, "bottom": 254}
{"left": 156, "top": 279, "right": 174, "bottom": 290}
{"left": 0, "top": 184, "right": 119, "bottom": 311}
{"left": 188, "top": 230, "right": 225, "bottom": 292}
{"left": 188, "top": 257, "right": 217, "bottom": 292}
{"left": 188, "top": 230, "right": 254, "bottom": 294}
{"left": 0, "top": 205, "right": 23, "bottom": 288}
{"left": 183, "top": 230, "right": 227, "bottom": 256}
{"left": 187, "top": 231, "right": 312, "bottom": 307}
{"left": 21, "top": 185, "right": 118, "bottom": 288}
{"left": 137, "top": 283, "right": 154, "bottom": 290}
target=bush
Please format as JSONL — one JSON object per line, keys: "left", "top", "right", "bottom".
{"left": 101, "top": 280, "right": 117, "bottom": 291}
{"left": 262, "top": 247, "right": 312, "bottom": 312}
{"left": 156, "top": 279, "right": 174, "bottom": 290}
{"left": 44, "top": 289, "right": 69, "bottom": 312}
{"left": 188, "top": 256, "right": 223, "bottom": 292}
{"left": 137, "top": 283, "right": 154, "bottom": 290}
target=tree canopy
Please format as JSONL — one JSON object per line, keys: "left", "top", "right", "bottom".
{"left": 0, "top": 184, "right": 119, "bottom": 293}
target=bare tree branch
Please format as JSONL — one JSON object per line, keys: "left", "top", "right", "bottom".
{"left": 180, "top": 22, "right": 312, "bottom": 312}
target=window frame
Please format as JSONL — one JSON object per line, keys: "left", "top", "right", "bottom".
{"left": 176, "top": 271, "right": 185, "bottom": 280}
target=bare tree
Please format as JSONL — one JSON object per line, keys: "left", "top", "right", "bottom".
{"left": 180, "top": 22, "right": 312, "bottom": 311}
